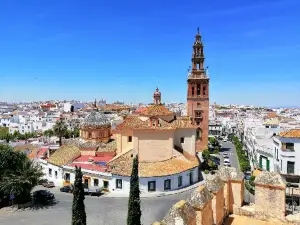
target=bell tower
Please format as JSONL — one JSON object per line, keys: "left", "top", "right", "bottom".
{"left": 153, "top": 87, "right": 161, "bottom": 105}
{"left": 187, "top": 28, "right": 210, "bottom": 151}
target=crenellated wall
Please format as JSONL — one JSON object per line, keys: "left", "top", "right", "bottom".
{"left": 152, "top": 169, "right": 300, "bottom": 225}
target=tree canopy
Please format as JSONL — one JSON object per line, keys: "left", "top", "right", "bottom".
{"left": 0, "top": 144, "right": 44, "bottom": 205}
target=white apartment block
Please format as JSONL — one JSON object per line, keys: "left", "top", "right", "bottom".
{"left": 273, "top": 130, "right": 300, "bottom": 176}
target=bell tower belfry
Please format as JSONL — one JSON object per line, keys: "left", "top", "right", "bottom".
{"left": 187, "top": 28, "right": 210, "bottom": 151}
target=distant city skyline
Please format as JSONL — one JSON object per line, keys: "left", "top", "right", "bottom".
{"left": 0, "top": 0, "right": 299, "bottom": 107}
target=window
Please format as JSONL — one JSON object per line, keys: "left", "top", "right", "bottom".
{"left": 196, "top": 129, "right": 201, "bottom": 140}
{"left": 116, "top": 179, "right": 122, "bottom": 189}
{"left": 148, "top": 181, "right": 156, "bottom": 192}
{"left": 128, "top": 136, "right": 132, "bottom": 143}
{"left": 203, "top": 86, "right": 206, "bottom": 96}
{"left": 180, "top": 137, "right": 184, "bottom": 143}
{"left": 286, "top": 143, "right": 294, "bottom": 151}
{"left": 152, "top": 119, "right": 156, "bottom": 127}
{"left": 103, "top": 180, "right": 109, "bottom": 189}
{"left": 55, "top": 171, "right": 58, "bottom": 178}
{"left": 178, "top": 176, "right": 182, "bottom": 187}
{"left": 189, "top": 172, "right": 193, "bottom": 184}
{"left": 287, "top": 161, "right": 295, "bottom": 174}
{"left": 94, "top": 179, "right": 99, "bottom": 187}
{"left": 65, "top": 173, "right": 70, "bottom": 181}
{"left": 164, "top": 179, "right": 171, "bottom": 190}
{"left": 191, "top": 87, "right": 195, "bottom": 96}
{"left": 197, "top": 84, "right": 200, "bottom": 95}
{"left": 197, "top": 102, "right": 201, "bottom": 108}
{"left": 49, "top": 168, "right": 52, "bottom": 177}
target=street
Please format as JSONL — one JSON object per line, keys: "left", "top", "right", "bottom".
{"left": 219, "top": 141, "right": 240, "bottom": 171}
{"left": 0, "top": 186, "right": 195, "bottom": 225}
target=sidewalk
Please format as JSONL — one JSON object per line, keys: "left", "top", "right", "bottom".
{"left": 103, "top": 180, "right": 205, "bottom": 198}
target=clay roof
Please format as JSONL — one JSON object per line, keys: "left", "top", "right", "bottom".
{"left": 48, "top": 145, "right": 81, "bottom": 166}
{"left": 187, "top": 185, "right": 213, "bottom": 210}
{"left": 204, "top": 174, "right": 225, "bottom": 193}
{"left": 139, "top": 104, "right": 174, "bottom": 116}
{"left": 217, "top": 166, "right": 244, "bottom": 181}
{"left": 263, "top": 118, "right": 280, "bottom": 126}
{"left": 67, "top": 163, "right": 107, "bottom": 172}
{"left": 264, "top": 112, "right": 279, "bottom": 119}
{"left": 107, "top": 150, "right": 199, "bottom": 177}
{"left": 161, "top": 200, "right": 196, "bottom": 225}
{"left": 114, "top": 115, "right": 196, "bottom": 132}
{"left": 279, "top": 129, "right": 300, "bottom": 138}
{"left": 114, "top": 115, "right": 175, "bottom": 131}
{"left": 255, "top": 171, "right": 286, "bottom": 187}
{"left": 63, "top": 138, "right": 117, "bottom": 152}
{"left": 14, "top": 144, "right": 37, "bottom": 152}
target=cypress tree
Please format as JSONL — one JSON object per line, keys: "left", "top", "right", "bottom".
{"left": 71, "top": 166, "right": 86, "bottom": 225}
{"left": 127, "top": 155, "right": 142, "bottom": 225}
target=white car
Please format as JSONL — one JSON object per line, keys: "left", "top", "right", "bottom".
{"left": 224, "top": 158, "right": 230, "bottom": 164}
{"left": 224, "top": 155, "right": 229, "bottom": 159}
{"left": 224, "top": 162, "right": 231, "bottom": 167}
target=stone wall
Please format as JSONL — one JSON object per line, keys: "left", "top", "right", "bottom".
{"left": 254, "top": 171, "right": 286, "bottom": 220}
{"left": 152, "top": 170, "right": 300, "bottom": 225}
{"left": 153, "top": 167, "right": 244, "bottom": 225}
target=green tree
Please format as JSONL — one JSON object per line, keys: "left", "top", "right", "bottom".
{"left": 127, "top": 155, "right": 141, "bottom": 225}
{"left": 71, "top": 166, "right": 86, "bottom": 225}
{"left": 0, "top": 144, "right": 43, "bottom": 204}
{"left": 53, "top": 120, "right": 68, "bottom": 146}
{"left": 202, "top": 149, "right": 211, "bottom": 162}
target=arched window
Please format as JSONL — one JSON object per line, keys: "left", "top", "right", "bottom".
{"left": 196, "top": 128, "right": 202, "bottom": 140}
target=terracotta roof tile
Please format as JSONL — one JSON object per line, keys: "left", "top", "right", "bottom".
{"left": 279, "top": 129, "right": 300, "bottom": 138}
{"left": 139, "top": 105, "right": 174, "bottom": 116}
{"left": 114, "top": 115, "right": 176, "bottom": 132}
{"left": 108, "top": 150, "right": 199, "bottom": 177}
{"left": 48, "top": 145, "right": 81, "bottom": 166}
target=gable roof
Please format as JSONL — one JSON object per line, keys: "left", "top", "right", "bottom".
{"left": 48, "top": 145, "right": 81, "bottom": 166}
{"left": 279, "top": 129, "right": 300, "bottom": 138}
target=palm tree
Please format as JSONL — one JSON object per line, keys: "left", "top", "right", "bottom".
{"left": 0, "top": 144, "right": 44, "bottom": 204}
{"left": 53, "top": 120, "right": 68, "bottom": 146}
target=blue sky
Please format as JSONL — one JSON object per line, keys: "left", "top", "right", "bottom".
{"left": 0, "top": 0, "right": 299, "bottom": 107}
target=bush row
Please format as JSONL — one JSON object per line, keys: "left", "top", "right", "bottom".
{"left": 232, "top": 136, "right": 251, "bottom": 172}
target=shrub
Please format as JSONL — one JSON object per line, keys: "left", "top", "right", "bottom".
{"left": 204, "top": 170, "right": 209, "bottom": 174}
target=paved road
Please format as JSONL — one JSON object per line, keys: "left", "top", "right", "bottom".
{"left": 219, "top": 141, "right": 240, "bottom": 171}
{"left": 0, "top": 186, "right": 196, "bottom": 225}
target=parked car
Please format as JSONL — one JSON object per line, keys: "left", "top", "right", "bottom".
{"left": 32, "top": 190, "right": 55, "bottom": 204}
{"left": 84, "top": 186, "right": 104, "bottom": 196}
{"left": 38, "top": 179, "right": 48, "bottom": 185}
{"left": 223, "top": 155, "right": 229, "bottom": 159}
{"left": 224, "top": 158, "right": 230, "bottom": 164}
{"left": 223, "top": 152, "right": 229, "bottom": 156}
{"left": 244, "top": 171, "right": 252, "bottom": 180}
{"left": 60, "top": 185, "right": 74, "bottom": 193}
{"left": 42, "top": 181, "right": 55, "bottom": 188}
{"left": 224, "top": 162, "right": 231, "bottom": 167}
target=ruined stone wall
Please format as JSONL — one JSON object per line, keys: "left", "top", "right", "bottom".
{"left": 195, "top": 201, "right": 213, "bottom": 225}
{"left": 255, "top": 184, "right": 286, "bottom": 219}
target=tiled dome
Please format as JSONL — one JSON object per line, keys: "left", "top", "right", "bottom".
{"left": 81, "top": 111, "right": 111, "bottom": 128}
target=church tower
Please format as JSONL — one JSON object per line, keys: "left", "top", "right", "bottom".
{"left": 153, "top": 87, "right": 161, "bottom": 105}
{"left": 187, "top": 28, "right": 210, "bottom": 151}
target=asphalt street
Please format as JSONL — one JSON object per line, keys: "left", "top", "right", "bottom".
{"left": 219, "top": 141, "right": 240, "bottom": 171}
{"left": 0, "top": 186, "right": 195, "bottom": 225}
